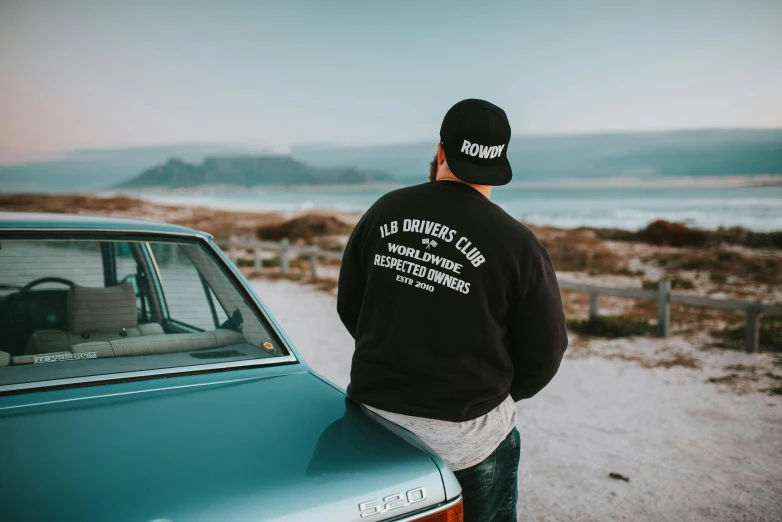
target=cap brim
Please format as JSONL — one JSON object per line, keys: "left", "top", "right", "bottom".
{"left": 445, "top": 153, "right": 513, "bottom": 186}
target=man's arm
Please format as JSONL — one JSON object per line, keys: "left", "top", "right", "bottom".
{"left": 337, "top": 216, "right": 367, "bottom": 339}
{"left": 508, "top": 241, "right": 568, "bottom": 401}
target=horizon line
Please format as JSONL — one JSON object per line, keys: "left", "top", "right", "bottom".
{"left": 2, "top": 125, "right": 782, "bottom": 166}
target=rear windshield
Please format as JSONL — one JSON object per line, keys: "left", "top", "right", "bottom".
{"left": 0, "top": 236, "right": 289, "bottom": 389}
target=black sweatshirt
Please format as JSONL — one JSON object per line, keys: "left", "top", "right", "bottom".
{"left": 337, "top": 180, "right": 568, "bottom": 422}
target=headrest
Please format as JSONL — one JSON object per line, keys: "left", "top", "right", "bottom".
{"left": 68, "top": 282, "right": 138, "bottom": 334}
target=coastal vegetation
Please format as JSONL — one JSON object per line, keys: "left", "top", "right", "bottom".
{"left": 597, "top": 219, "right": 782, "bottom": 249}
{"left": 256, "top": 214, "right": 353, "bottom": 241}
{"left": 566, "top": 316, "right": 655, "bottom": 338}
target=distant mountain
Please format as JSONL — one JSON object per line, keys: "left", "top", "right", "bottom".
{"left": 114, "top": 155, "right": 395, "bottom": 188}
{"left": 0, "top": 143, "right": 261, "bottom": 192}
{"left": 1, "top": 130, "right": 780, "bottom": 194}
{"left": 292, "top": 129, "right": 782, "bottom": 183}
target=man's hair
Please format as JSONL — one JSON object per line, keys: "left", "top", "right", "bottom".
{"left": 428, "top": 153, "right": 451, "bottom": 182}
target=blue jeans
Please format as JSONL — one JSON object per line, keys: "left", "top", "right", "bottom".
{"left": 453, "top": 427, "right": 520, "bottom": 522}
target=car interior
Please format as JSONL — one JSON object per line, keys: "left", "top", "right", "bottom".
{"left": 0, "top": 238, "right": 284, "bottom": 380}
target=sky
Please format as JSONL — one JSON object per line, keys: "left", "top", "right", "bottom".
{"left": 1, "top": 0, "right": 781, "bottom": 163}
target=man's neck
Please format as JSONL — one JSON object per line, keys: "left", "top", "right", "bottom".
{"left": 436, "top": 172, "right": 492, "bottom": 198}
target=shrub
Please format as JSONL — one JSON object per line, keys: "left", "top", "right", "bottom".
{"left": 534, "top": 228, "right": 626, "bottom": 275}
{"left": 256, "top": 214, "right": 353, "bottom": 241}
{"left": 264, "top": 257, "right": 282, "bottom": 268}
{"left": 717, "top": 251, "right": 743, "bottom": 263}
{"left": 714, "top": 318, "right": 782, "bottom": 352}
{"left": 712, "top": 227, "right": 782, "bottom": 250}
{"left": 595, "top": 221, "right": 782, "bottom": 250}
{"left": 567, "top": 316, "right": 655, "bottom": 338}
{"left": 680, "top": 253, "right": 780, "bottom": 284}
{"left": 636, "top": 220, "right": 708, "bottom": 247}
{"left": 593, "top": 228, "right": 636, "bottom": 241}
{"left": 650, "top": 251, "right": 781, "bottom": 285}
{"left": 642, "top": 276, "right": 695, "bottom": 290}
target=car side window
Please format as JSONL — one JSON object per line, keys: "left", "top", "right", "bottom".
{"left": 149, "top": 243, "right": 226, "bottom": 331}
{"left": 0, "top": 237, "right": 287, "bottom": 390}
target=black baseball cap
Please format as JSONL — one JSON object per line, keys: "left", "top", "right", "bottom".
{"left": 439, "top": 99, "right": 512, "bottom": 186}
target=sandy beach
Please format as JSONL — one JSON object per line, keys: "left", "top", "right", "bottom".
{"left": 251, "top": 278, "right": 782, "bottom": 522}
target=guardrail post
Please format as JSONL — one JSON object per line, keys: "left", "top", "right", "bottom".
{"left": 657, "top": 279, "right": 670, "bottom": 338}
{"left": 280, "top": 238, "right": 289, "bottom": 274}
{"left": 253, "top": 248, "right": 262, "bottom": 271}
{"left": 588, "top": 292, "right": 599, "bottom": 319}
{"left": 745, "top": 306, "right": 761, "bottom": 353}
{"left": 309, "top": 249, "right": 317, "bottom": 278}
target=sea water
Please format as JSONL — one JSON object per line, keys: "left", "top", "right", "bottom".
{"left": 125, "top": 183, "right": 782, "bottom": 232}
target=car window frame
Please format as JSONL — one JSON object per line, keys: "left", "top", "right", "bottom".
{"left": 142, "top": 240, "right": 230, "bottom": 333}
{"left": 109, "top": 240, "right": 165, "bottom": 325}
{"left": 0, "top": 229, "right": 299, "bottom": 395}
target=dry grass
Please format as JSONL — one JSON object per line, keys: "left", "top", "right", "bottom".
{"left": 560, "top": 289, "right": 590, "bottom": 319}
{"left": 613, "top": 351, "right": 702, "bottom": 370}
{"left": 0, "top": 193, "right": 363, "bottom": 240}
{"left": 256, "top": 214, "right": 352, "bottom": 242}
{"left": 712, "top": 316, "right": 782, "bottom": 352}
{"left": 649, "top": 250, "right": 782, "bottom": 285}
{"left": 705, "top": 364, "right": 782, "bottom": 395}
{"left": 0, "top": 193, "right": 146, "bottom": 213}
{"left": 642, "top": 276, "right": 695, "bottom": 290}
{"left": 567, "top": 315, "right": 655, "bottom": 338}
{"left": 528, "top": 225, "right": 628, "bottom": 275}
{"left": 565, "top": 334, "right": 702, "bottom": 370}
{"left": 596, "top": 219, "right": 782, "bottom": 249}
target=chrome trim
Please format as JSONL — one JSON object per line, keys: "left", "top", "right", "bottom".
{"left": 0, "top": 355, "right": 297, "bottom": 393}
{"left": 142, "top": 241, "right": 170, "bottom": 319}
{"left": 0, "top": 227, "right": 210, "bottom": 239}
{"left": 387, "top": 496, "right": 463, "bottom": 522}
{"left": 0, "top": 371, "right": 306, "bottom": 411}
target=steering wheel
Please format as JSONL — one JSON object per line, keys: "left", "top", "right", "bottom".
{"left": 19, "top": 277, "right": 76, "bottom": 293}
{"left": 1, "top": 277, "right": 76, "bottom": 357}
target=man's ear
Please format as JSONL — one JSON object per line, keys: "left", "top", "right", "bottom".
{"left": 437, "top": 142, "right": 446, "bottom": 166}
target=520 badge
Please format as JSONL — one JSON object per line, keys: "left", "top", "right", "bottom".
{"left": 359, "top": 487, "right": 427, "bottom": 518}
{"left": 396, "top": 275, "right": 434, "bottom": 293}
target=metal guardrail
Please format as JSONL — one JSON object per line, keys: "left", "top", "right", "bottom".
{"left": 558, "top": 280, "right": 782, "bottom": 353}
{"left": 215, "top": 237, "right": 342, "bottom": 279}
{"left": 218, "top": 238, "right": 781, "bottom": 354}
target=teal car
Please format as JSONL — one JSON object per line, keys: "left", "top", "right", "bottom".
{"left": 0, "top": 212, "right": 462, "bottom": 522}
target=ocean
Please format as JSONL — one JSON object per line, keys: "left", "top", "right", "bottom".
{"left": 122, "top": 182, "right": 782, "bottom": 232}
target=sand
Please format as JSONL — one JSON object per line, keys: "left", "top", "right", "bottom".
{"left": 249, "top": 278, "right": 782, "bottom": 522}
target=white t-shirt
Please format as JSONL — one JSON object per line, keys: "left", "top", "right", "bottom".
{"left": 364, "top": 395, "right": 517, "bottom": 471}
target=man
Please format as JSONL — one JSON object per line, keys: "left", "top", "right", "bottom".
{"left": 337, "top": 98, "right": 568, "bottom": 521}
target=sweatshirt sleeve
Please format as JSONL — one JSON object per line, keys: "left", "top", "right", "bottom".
{"left": 508, "top": 241, "right": 568, "bottom": 401}
{"left": 337, "top": 215, "right": 368, "bottom": 339}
